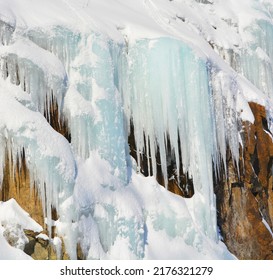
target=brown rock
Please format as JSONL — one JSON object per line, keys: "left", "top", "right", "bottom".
{"left": 1, "top": 150, "right": 44, "bottom": 226}
{"left": 23, "top": 230, "right": 71, "bottom": 260}
{"left": 215, "top": 102, "right": 273, "bottom": 259}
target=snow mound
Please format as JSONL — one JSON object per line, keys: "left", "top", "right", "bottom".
{"left": 0, "top": 199, "right": 43, "bottom": 259}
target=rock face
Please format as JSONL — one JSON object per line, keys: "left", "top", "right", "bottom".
{"left": 215, "top": 102, "right": 273, "bottom": 259}
{"left": 1, "top": 151, "right": 44, "bottom": 227}
{"left": 24, "top": 230, "right": 69, "bottom": 260}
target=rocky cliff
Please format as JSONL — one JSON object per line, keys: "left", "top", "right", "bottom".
{"left": 215, "top": 103, "right": 273, "bottom": 259}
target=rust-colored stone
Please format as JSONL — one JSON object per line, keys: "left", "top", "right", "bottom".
{"left": 1, "top": 150, "right": 44, "bottom": 226}
{"left": 216, "top": 102, "right": 273, "bottom": 259}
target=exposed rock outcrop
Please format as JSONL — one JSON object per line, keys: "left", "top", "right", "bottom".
{"left": 215, "top": 102, "right": 273, "bottom": 259}
{"left": 1, "top": 150, "right": 44, "bottom": 227}
{"left": 23, "top": 230, "right": 70, "bottom": 260}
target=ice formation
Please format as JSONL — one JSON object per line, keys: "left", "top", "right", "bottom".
{"left": 0, "top": 0, "right": 273, "bottom": 259}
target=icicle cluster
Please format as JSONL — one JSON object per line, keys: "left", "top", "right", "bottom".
{"left": 0, "top": 38, "right": 68, "bottom": 117}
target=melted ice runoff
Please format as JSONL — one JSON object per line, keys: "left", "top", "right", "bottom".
{"left": 0, "top": 0, "right": 273, "bottom": 259}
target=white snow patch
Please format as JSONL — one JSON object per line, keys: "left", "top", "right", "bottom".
{"left": 0, "top": 199, "right": 42, "bottom": 233}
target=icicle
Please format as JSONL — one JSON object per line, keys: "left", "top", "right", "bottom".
{"left": 0, "top": 38, "right": 68, "bottom": 116}
{"left": 25, "top": 26, "right": 82, "bottom": 75}
{"left": 0, "top": 20, "right": 14, "bottom": 46}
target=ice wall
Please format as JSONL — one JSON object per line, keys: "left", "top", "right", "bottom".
{"left": 24, "top": 28, "right": 129, "bottom": 183}
{"left": 65, "top": 33, "right": 128, "bottom": 183}
{"left": 220, "top": 19, "right": 273, "bottom": 98}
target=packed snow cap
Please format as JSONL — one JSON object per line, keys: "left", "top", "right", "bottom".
{"left": 0, "top": 0, "right": 273, "bottom": 259}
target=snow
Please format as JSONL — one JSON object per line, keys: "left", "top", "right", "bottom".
{"left": 36, "top": 233, "right": 49, "bottom": 241}
{"left": 73, "top": 153, "right": 235, "bottom": 259}
{"left": 0, "top": 0, "right": 273, "bottom": 259}
{"left": 0, "top": 199, "right": 42, "bottom": 260}
{"left": 0, "top": 199, "right": 42, "bottom": 233}
{"left": 0, "top": 230, "right": 31, "bottom": 260}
